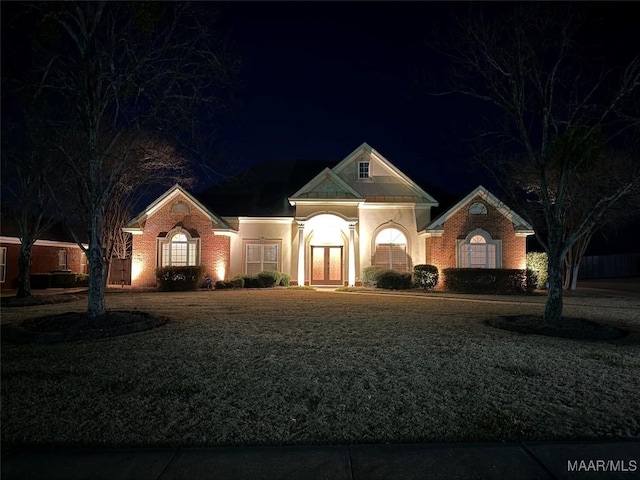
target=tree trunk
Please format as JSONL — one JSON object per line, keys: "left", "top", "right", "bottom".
{"left": 16, "top": 241, "right": 34, "bottom": 298}
{"left": 87, "top": 214, "right": 106, "bottom": 319}
{"left": 570, "top": 262, "right": 580, "bottom": 291}
{"left": 104, "top": 256, "right": 112, "bottom": 288}
{"left": 543, "top": 251, "right": 564, "bottom": 325}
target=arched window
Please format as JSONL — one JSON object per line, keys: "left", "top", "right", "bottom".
{"left": 373, "top": 227, "right": 408, "bottom": 271}
{"left": 469, "top": 202, "right": 487, "bottom": 215}
{"left": 458, "top": 230, "right": 500, "bottom": 268}
{"left": 159, "top": 230, "right": 199, "bottom": 267}
{"left": 171, "top": 202, "right": 190, "bottom": 214}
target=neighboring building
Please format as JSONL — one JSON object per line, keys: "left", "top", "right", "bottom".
{"left": 124, "top": 143, "right": 534, "bottom": 287}
{"left": 0, "top": 217, "right": 88, "bottom": 291}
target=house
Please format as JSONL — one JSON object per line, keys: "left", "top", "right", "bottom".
{"left": 124, "top": 143, "right": 534, "bottom": 287}
{"left": 0, "top": 216, "right": 88, "bottom": 291}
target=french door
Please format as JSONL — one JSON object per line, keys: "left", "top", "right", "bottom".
{"left": 311, "top": 246, "right": 343, "bottom": 285}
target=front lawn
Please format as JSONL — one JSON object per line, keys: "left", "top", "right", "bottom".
{"left": 2, "top": 289, "right": 639, "bottom": 447}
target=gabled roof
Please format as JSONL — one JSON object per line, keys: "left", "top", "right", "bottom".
{"left": 289, "top": 168, "right": 365, "bottom": 203}
{"left": 124, "top": 184, "right": 231, "bottom": 231}
{"left": 332, "top": 142, "right": 439, "bottom": 205}
{"left": 425, "top": 185, "right": 534, "bottom": 234}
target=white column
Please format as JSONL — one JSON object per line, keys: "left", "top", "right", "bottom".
{"left": 348, "top": 222, "right": 357, "bottom": 286}
{"left": 297, "top": 222, "right": 305, "bottom": 286}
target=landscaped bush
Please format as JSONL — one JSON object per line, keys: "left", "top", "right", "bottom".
{"left": 362, "top": 266, "right": 384, "bottom": 287}
{"left": 256, "top": 271, "right": 281, "bottom": 288}
{"left": 443, "top": 268, "right": 534, "bottom": 294}
{"left": 412, "top": 264, "right": 439, "bottom": 290}
{"left": 231, "top": 272, "right": 290, "bottom": 288}
{"left": 214, "top": 278, "right": 245, "bottom": 289}
{"left": 75, "top": 274, "right": 89, "bottom": 287}
{"left": 234, "top": 273, "right": 261, "bottom": 288}
{"left": 155, "top": 266, "right": 205, "bottom": 291}
{"left": 526, "top": 252, "right": 548, "bottom": 289}
{"left": 375, "top": 270, "right": 413, "bottom": 290}
{"left": 51, "top": 272, "right": 77, "bottom": 288}
{"left": 278, "top": 273, "right": 291, "bottom": 287}
{"left": 30, "top": 273, "right": 52, "bottom": 289}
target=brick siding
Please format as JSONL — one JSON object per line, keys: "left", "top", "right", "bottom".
{"left": 0, "top": 242, "right": 85, "bottom": 290}
{"left": 425, "top": 195, "right": 527, "bottom": 287}
{"left": 131, "top": 193, "right": 230, "bottom": 287}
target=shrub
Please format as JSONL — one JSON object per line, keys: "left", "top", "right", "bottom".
{"left": 155, "top": 266, "right": 205, "bottom": 291}
{"left": 256, "top": 271, "right": 281, "bottom": 288}
{"left": 362, "top": 266, "right": 384, "bottom": 287}
{"left": 278, "top": 273, "right": 291, "bottom": 287}
{"left": 215, "top": 278, "right": 245, "bottom": 289}
{"left": 443, "top": 268, "right": 534, "bottom": 294}
{"left": 412, "top": 264, "right": 439, "bottom": 290}
{"left": 526, "top": 252, "right": 548, "bottom": 288}
{"left": 75, "top": 274, "right": 89, "bottom": 287}
{"left": 376, "top": 270, "right": 413, "bottom": 290}
{"left": 233, "top": 273, "right": 260, "bottom": 288}
{"left": 30, "top": 273, "right": 52, "bottom": 289}
{"left": 51, "top": 272, "right": 77, "bottom": 288}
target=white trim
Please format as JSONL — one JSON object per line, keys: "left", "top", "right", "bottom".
{"left": 456, "top": 229, "right": 502, "bottom": 268}
{"left": 359, "top": 203, "right": 417, "bottom": 210}
{"left": 125, "top": 184, "right": 231, "bottom": 231}
{"left": 122, "top": 228, "right": 144, "bottom": 235}
{"left": 331, "top": 143, "right": 439, "bottom": 206}
{"left": 426, "top": 185, "right": 533, "bottom": 232}
{"left": 357, "top": 160, "right": 371, "bottom": 179}
{"left": 212, "top": 229, "right": 238, "bottom": 236}
{"left": 0, "top": 236, "right": 87, "bottom": 249}
{"left": 289, "top": 167, "right": 365, "bottom": 201}
{"left": 157, "top": 228, "right": 200, "bottom": 267}
{"left": 238, "top": 217, "right": 294, "bottom": 225}
{"left": 289, "top": 199, "right": 363, "bottom": 206}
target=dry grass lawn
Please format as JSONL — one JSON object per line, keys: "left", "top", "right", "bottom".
{"left": 2, "top": 288, "right": 639, "bottom": 447}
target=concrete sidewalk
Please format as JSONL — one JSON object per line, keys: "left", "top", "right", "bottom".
{"left": 2, "top": 441, "right": 638, "bottom": 480}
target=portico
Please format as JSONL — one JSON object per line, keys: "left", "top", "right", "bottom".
{"left": 295, "top": 213, "right": 358, "bottom": 286}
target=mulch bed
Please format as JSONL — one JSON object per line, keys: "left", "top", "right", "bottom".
{"left": 1, "top": 311, "right": 168, "bottom": 344}
{"left": 487, "top": 315, "right": 628, "bottom": 341}
{"left": 1, "top": 293, "right": 87, "bottom": 308}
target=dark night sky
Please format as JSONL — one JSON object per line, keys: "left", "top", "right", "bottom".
{"left": 204, "top": 1, "right": 638, "bottom": 197}
{"left": 208, "top": 1, "right": 483, "bottom": 195}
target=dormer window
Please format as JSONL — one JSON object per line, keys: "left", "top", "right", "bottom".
{"left": 358, "top": 161, "right": 370, "bottom": 179}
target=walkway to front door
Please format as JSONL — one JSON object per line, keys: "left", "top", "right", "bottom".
{"left": 311, "top": 246, "right": 343, "bottom": 285}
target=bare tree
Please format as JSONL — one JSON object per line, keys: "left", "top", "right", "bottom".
{"left": 435, "top": 4, "right": 640, "bottom": 324}
{"left": 13, "top": 2, "right": 239, "bottom": 320}
{"left": 560, "top": 144, "right": 640, "bottom": 290}
{"left": 1, "top": 116, "right": 59, "bottom": 298}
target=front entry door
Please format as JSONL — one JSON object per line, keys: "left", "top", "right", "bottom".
{"left": 311, "top": 246, "right": 343, "bottom": 285}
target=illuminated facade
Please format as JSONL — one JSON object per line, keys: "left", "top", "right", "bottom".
{"left": 125, "top": 143, "right": 533, "bottom": 287}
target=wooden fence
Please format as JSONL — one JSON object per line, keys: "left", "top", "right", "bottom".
{"left": 108, "top": 257, "right": 132, "bottom": 285}
{"left": 578, "top": 253, "right": 640, "bottom": 279}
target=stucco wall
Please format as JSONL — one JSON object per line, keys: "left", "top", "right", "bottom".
{"left": 358, "top": 204, "right": 422, "bottom": 274}
{"left": 230, "top": 219, "right": 294, "bottom": 278}
{"left": 131, "top": 193, "right": 230, "bottom": 287}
